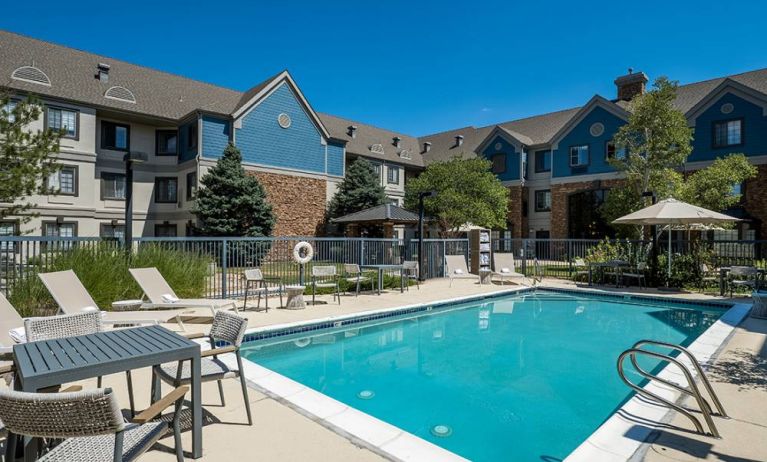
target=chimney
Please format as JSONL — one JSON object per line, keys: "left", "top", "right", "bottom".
{"left": 393, "top": 136, "right": 401, "bottom": 148}
{"left": 348, "top": 125, "right": 357, "bottom": 138}
{"left": 96, "top": 63, "right": 110, "bottom": 82}
{"left": 614, "top": 68, "right": 648, "bottom": 101}
{"left": 423, "top": 141, "right": 432, "bottom": 153}
{"left": 455, "top": 135, "right": 464, "bottom": 147}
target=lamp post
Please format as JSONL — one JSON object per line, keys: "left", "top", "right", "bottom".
{"left": 417, "top": 191, "right": 436, "bottom": 281}
{"left": 124, "top": 151, "right": 148, "bottom": 250}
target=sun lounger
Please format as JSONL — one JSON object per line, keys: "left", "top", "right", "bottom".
{"left": 491, "top": 253, "right": 527, "bottom": 285}
{"left": 0, "top": 292, "right": 24, "bottom": 354}
{"left": 38, "top": 270, "right": 190, "bottom": 330}
{"left": 444, "top": 255, "right": 479, "bottom": 287}
{"left": 129, "top": 267, "right": 238, "bottom": 315}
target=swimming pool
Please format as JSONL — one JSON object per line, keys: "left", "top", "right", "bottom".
{"left": 242, "top": 290, "right": 726, "bottom": 461}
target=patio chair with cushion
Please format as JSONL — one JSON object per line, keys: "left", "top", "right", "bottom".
{"left": 444, "top": 255, "right": 478, "bottom": 287}
{"left": 152, "top": 310, "right": 252, "bottom": 426}
{"left": 343, "top": 264, "right": 372, "bottom": 297}
{"left": 38, "top": 270, "right": 190, "bottom": 330}
{"left": 311, "top": 266, "right": 340, "bottom": 305}
{"left": 729, "top": 266, "right": 759, "bottom": 297}
{"left": 402, "top": 261, "right": 420, "bottom": 290}
{"left": 491, "top": 253, "right": 526, "bottom": 285}
{"left": 129, "top": 267, "right": 239, "bottom": 316}
{"left": 572, "top": 258, "right": 590, "bottom": 282}
{"left": 621, "top": 262, "right": 647, "bottom": 289}
{"left": 0, "top": 385, "right": 188, "bottom": 462}
{"left": 699, "top": 263, "right": 719, "bottom": 292}
{"left": 242, "top": 268, "right": 283, "bottom": 312}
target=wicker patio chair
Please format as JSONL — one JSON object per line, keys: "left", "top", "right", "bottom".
{"left": 311, "top": 266, "right": 340, "bottom": 305}
{"left": 402, "top": 261, "right": 420, "bottom": 290}
{"left": 343, "top": 264, "right": 371, "bottom": 297}
{"left": 242, "top": 268, "right": 283, "bottom": 312}
{"left": 24, "top": 311, "right": 138, "bottom": 417}
{"left": 0, "top": 385, "right": 188, "bottom": 462}
{"left": 152, "top": 311, "right": 252, "bottom": 426}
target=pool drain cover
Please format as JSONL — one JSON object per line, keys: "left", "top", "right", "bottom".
{"left": 431, "top": 425, "right": 453, "bottom": 437}
{"left": 357, "top": 390, "right": 375, "bottom": 399}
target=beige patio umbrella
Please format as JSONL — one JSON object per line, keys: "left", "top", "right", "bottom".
{"left": 612, "top": 197, "right": 740, "bottom": 279}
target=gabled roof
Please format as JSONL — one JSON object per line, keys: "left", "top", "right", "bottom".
{"left": 548, "top": 95, "right": 629, "bottom": 148}
{"left": 332, "top": 204, "right": 420, "bottom": 224}
{"left": 319, "top": 113, "right": 424, "bottom": 167}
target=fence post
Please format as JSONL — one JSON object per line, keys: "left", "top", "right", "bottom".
{"left": 567, "top": 240, "right": 572, "bottom": 277}
{"left": 221, "top": 239, "right": 228, "bottom": 299}
{"left": 521, "top": 239, "right": 527, "bottom": 275}
{"left": 360, "top": 239, "right": 365, "bottom": 266}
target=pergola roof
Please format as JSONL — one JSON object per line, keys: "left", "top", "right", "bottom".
{"left": 332, "top": 204, "right": 420, "bottom": 224}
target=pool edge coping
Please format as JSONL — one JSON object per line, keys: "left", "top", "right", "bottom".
{"left": 234, "top": 285, "right": 742, "bottom": 462}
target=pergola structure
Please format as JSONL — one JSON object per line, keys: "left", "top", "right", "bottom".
{"left": 332, "top": 204, "right": 420, "bottom": 238}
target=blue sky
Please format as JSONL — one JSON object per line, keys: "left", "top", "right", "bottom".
{"left": 3, "top": 1, "right": 767, "bottom": 136}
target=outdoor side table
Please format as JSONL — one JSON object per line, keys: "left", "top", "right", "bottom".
{"left": 11, "top": 325, "right": 204, "bottom": 460}
{"left": 111, "top": 299, "right": 144, "bottom": 311}
{"left": 479, "top": 269, "right": 493, "bottom": 285}
{"left": 361, "top": 264, "right": 405, "bottom": 294}
{"left": 284, "top": 285, "right": 307, "bottom": 310}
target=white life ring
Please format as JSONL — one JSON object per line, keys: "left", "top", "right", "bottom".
{"left": 293, "top": 241, "right": 314, "bottom": 264}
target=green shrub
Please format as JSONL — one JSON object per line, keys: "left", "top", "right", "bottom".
{"left": 9, "top": 243, "right": 209, "bottom": 317}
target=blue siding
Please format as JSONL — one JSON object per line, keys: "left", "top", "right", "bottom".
{"left": 552, "top": 106, "right": 626, "bottom": 178}
{"left": 201, "top": 116, "right": 231, "bottom": 158}
{"left": 179, "top": 121, "right": 198, "bottom": 162}
{"left": 481, "top": 135, "right": 521, "bottom": 181}
{"left": 327, "top": 142, "right": 345, "bottom": 177}
{"left": 689, "top": 93, "right": 767, "bottom": 162}
{"left": 234, "top": 84, "right": 328, "bottom": 174}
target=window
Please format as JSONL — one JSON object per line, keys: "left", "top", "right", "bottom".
{"left": 2, "top": 100, "right": 17, "bottom": 123}
{"left": 100, "top": 223, "right": 125, "bottom": 240}
{"left": 372, "top": 163, "right": 382, "bottom": 179}
{"left": 0, "top": 221, "right": 18, "bottom": 254}
{"left": 534, "top": 150, "right": 551, "bottom": 173}
{"left": 186, "top": 171, "right": 197, "bottom": 201}
{"left": 102, "top": 121, "right": 130, "bottom": 151}
{"left": 569, "top": 145, "right": 589, "bottom": 167}
{"left": 713, "top": 119, "right": 743, "bottom": 148}
{"left": 187, "top": 124, "right": 198, "bottom": 149}
{"left": 155, "top": 223, "right": 177, "bottom": 237}
{"left": 154, "top": 177, "right": 178, "bottom": 203}
{"left": 605, "top": 141, "right": 626, "bottom": 160}
{"left": 491, "top": 154, "right": 506, "bottom": 174}
{"left": 42, "top": 221, "right": 77, "bottom": 249}
{"left": 47, "top": 165, "right": 77, "bottom": 195}
{"left": 535, "top": 190, "right": 552, "bottom": 212}
{"left": 387, "top": 166, "right": 400, "bottom": 184}
{"left": 156, "top": 130, "right": 178, "bottom": 156}
{"left": 101, "top": 172, "right": 126, "bottom": 200}
{"left": 46, "top": 107, "right": 78, "bottom": 139}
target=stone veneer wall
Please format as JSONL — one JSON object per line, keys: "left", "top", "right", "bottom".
{"left": 507, "top": 185, "right": 527, "bottom": 238}
{"left": 249, "top": 171, "right": 327, "bottom": 236}
{"left": 744, "top": 164, "right": 767, "bottom": 238}
{"left": 550, "top": 179, "right": 624, "bottom": 238}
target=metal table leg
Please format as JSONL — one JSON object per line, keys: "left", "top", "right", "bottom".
{"left": 191, "top": 353, "right": 202, "bottom": 458}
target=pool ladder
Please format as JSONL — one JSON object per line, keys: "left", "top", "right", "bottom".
{"left": 617, "top": 340, "right": 728, "bottom": 438}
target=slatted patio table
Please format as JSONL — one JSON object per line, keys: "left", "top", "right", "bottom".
{"left": 361, "top": 264, "right": 405, "bottom": 294}
{"left": 11, "top": 325, "right": 203, "bottom": 460}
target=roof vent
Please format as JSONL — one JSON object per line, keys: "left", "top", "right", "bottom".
{"left": 370, "top": 144, "right": 384, "bottom": 155}
{"left": 393, "top": 136, "right": 401, "bottom": 148}
{"left": 399, "top": 149, "right": 412, "bottom": 160}
{"left": 423, "top": 141, "right": 432, "bottom": 153}
{"left": 11, "top": 66, "right": 51, "bottom": 86}
{"left": 104, "top": 86, "right": 136, "bottom": 104}
{"left": 96, "top": 63, "right": 110, "bottom": 82}
{"left": 455, "top": 135, "right": 464, "bottom": 147}
{"left": 348, "top": 125, "right": 357, "bottom": 138}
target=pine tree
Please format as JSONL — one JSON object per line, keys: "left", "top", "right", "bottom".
{"left": 328, "top": 158, "right": 387, "bottom": 218}
{"left": 193, "top": 143, "right": 275, "bottom": 236}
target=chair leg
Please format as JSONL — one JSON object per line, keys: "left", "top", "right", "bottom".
{"left": 217, "top": 380, "right": 226, "bottom": 406}
{"left": 243, "top": 284, "right": 249, "bottom": 311}
{"left": 236, "top": 356, "right": 253, "bottom": 425}
{"left": 151, "top": 367, "right": 162, "bottom": 404}
{"left": 97, "top": 376, "right": 102, "bottom": 388}
{"left": 126, "top": 370, "right": 136, "bottom": 418}
{"left": 312, "top": 284, "right": 316, "bottom": 305}
{"left": 172, "top": 396, "right": 184, "bottom": 462}
{"left": 355, "top": 279, "right": 360, "bottom": 297}
{"left": 336, "top": 283, "right": 341, "bottom": 305}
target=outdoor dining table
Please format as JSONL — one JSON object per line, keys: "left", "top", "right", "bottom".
{"left": 587, "top": 260, "right": 631, "bottom": 287}
{"left": 10, "top": 324, "right": 203, "bottom": 460}
{"left": 718, "top": 266, "right": 766, "bottom": 296}
{"left": 361, "top": 264, "right": 405, "bottom": 294}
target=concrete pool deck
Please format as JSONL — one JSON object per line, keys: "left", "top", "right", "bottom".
{"left": 3, "top": 278, "right": 764, "bottom": 461}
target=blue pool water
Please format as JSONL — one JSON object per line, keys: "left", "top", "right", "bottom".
{"left": 242, "top": 291, "right": 724, "bottom": 461}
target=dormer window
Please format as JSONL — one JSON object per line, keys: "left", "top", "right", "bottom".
{"left": 713, "top": 119, "right": 743, "bottom": 148}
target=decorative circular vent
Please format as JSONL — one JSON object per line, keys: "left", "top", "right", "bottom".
{"left": 494, "top": 142, "right": 503, "bottom": 151}
{"left": 104, "top": 86, "right": 136, "bottom": 103}
{"left": 11, "top": 66, "right": 51, "bottom": 86}
{"left": 370, "top": 144, "right": 385, "bottom": 155}
{"left": 721, "top": 103, "right": 734, "bottom": 114}
{"left": 589, "top": 122, "right": 605, "bottom": 137}
{"left": 277, "top": 113, "right": 291, "bottom": 128}
{"left": 399, "top": 149, "right": 412, "bottom": 160}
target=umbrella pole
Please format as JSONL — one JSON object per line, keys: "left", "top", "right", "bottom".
{"left": 668, "top": 228, "right": 672, "bottom": 284}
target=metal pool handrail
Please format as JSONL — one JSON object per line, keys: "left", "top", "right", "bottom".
{"left": 617, "top": 347, "right": 721, "bottom": 438}
{"left": 630, "top": 340, "right": 727, "bottom": 418}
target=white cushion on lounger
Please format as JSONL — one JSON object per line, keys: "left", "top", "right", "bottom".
{"left": 500, "top": 268, "right": 511, "bottom": 273}
{"left": 454, "top": 269, "right": 463, "bottom": 274}
{"left": 8, "top": 327, "right": 25, "bottom": 344}
{"left": 162, "top": 294, "right": 180, "bottom": 303}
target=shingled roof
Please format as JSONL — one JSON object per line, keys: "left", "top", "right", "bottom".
{"left": 332, "top": 204, "right": 420, "bottom": 224}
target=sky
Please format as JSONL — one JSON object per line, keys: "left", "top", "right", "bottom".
{"left": 2, "top": 1, "right": 767, "bottom": 136}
